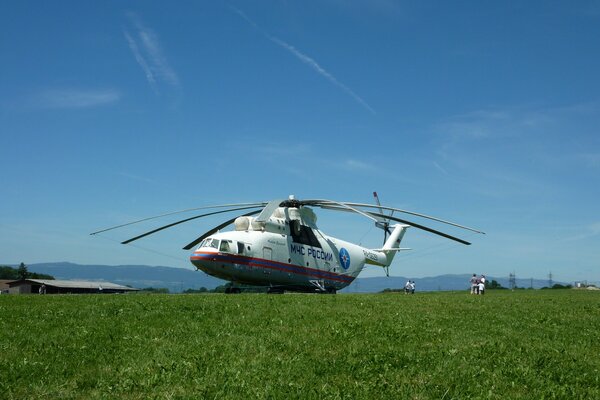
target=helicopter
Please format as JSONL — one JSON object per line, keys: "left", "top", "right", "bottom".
{"left": 91, "top": 193, "right": 484, "bottom": 294}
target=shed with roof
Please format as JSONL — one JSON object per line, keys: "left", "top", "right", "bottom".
{"left": 7, "top": 279, "right": 138, "bottom": 294}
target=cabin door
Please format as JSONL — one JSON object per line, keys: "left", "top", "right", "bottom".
{"left": 263, "top": 247, "right": 272, "bottom": 260}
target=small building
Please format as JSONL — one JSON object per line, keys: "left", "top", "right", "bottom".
{"left": 0, "top": 280, "right": 13, "bottom": 294}
{"left": 7, "top": 279, "right": 139, "bottom": 294}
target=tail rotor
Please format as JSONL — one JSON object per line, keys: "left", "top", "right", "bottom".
{"left": 373, "top": 192, "right": 393, "bottom": 245}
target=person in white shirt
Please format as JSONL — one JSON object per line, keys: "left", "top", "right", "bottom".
{"left": 478, "top": 275, "right": 486, "bottom": 295}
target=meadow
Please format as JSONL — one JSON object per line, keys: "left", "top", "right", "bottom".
{"left": 1, "top": 290, "right": 599, "bottom": 399}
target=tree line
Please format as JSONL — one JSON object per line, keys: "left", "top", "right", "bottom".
{"left": 0, "top": 263, "right": 55, "bottom": 280}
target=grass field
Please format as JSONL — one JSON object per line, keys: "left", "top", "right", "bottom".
{"left": 1, "top": 290, "right": 599, "bottom": 399}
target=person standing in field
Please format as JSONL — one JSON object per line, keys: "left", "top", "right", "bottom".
{"left": 479, "top": 275, "right": 486, "bottom": 295}
{"left": 470, "top": 274, "right": 478, "bottom": 294}
{"left": 405, "top": 280, "right": 411, "bottom": 294}
{"left": 410, "top": 281, "right": 416, "bottom": 294}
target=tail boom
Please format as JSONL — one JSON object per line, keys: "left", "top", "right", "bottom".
{"left": 366, "top": 224, "right": 410, "bottom": 268}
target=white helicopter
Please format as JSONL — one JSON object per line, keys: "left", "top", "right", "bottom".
{"left": 92, "top": 193, "right": 484, "bottom": 293}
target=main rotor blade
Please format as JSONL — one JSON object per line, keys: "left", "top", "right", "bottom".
{"left": 307, "top": 200, "right": 485, "bottom": 235}
{"left": 182, "top": 210, "right": 261, "bottom": 250}
{"left": 121, "top": 206, "right": 262, "bottom": 245}
{"left": 255, "top": 198, "right": 285, "bottom": 222}
{"left": 301, "top": 198, "right": 379, "bottom": 223}
{"left": 90, "top": 202, "right": 267, "bottom": 236}
{"left": 305, "top": 199, "right": 473, "bottom": 244}
{"left": 365, "top": 211, "right": 472, "bottom": 245}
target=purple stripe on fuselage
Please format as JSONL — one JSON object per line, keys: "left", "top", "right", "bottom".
{"left": 190, "top": 252, "right": 354, "bottom": 283}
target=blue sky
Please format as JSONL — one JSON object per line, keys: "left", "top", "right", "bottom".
{"left": 2, "top": 1, "right": 599, "bottom": 284}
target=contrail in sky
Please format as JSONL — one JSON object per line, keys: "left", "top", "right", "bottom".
{"left": 124, "top": 12, "right": 180, "bottom": 91}
{"left": 124, "top": 30, "right": 156, "bottom": 86}
{"left": 229, "top": 6, "right": 375, "bottom": 114}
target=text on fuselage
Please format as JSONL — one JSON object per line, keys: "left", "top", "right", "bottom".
{"left": 290, "top": 244, "right": 334, "bottom": 262}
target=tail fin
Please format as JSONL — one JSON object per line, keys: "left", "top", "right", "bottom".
{"left": 382, "top": 224, "right": 410, "bottom": 266}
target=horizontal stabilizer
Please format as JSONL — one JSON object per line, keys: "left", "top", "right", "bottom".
{"left": 371, "top": 247, "right": 411, "bottom": 252}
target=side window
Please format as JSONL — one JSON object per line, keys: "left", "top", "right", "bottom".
{"left": 237, "top": 242, "right": 245, "bottom": 254}
{"left": 219, "top": 240, "right": 231, "bottom": 252}
{"left": 305, "top": 227, "right": 321, "bottom": 248}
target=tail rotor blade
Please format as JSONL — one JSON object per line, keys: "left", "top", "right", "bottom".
{"left": 373, "top": 192, "right": 390, "bottom": 245}
{"left": 373, "top": 192, "right": 385, "bottom": 215}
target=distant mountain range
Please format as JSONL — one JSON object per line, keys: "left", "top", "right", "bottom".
{"left": 27, "top": 262, "right": 222, "bottom": 293}
{"left": 22, "top": 262, "right": 563, "bottom": 293}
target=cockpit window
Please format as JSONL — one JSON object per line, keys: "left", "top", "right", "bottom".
{"left": 206, "top": 238, "right": 219, "bottom": 249}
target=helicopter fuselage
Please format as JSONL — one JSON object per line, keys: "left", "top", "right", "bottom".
{"left": 189, "top": 208, "right": 400, "bottom": 292}
{"left": 190, "top": 230, "right": 375, "bottom": 292}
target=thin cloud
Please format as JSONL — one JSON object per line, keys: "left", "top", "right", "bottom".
{"left": 578, "top": 153, "right": 600, "bottom": 168}
{"left": 343, "top": 159, "right": 376, "bottom": 171}
{"left": 257, "top": 143, "right": 312, "bottom": 156}
{"left": 33, "top": 88, "right": 120, "bottom": 109}
{"left": 117, "top": 172, "right": 157, "bottom": 185}
{"left": 327, "top": 158, "right": 377, "bottom": 173}
{"left": 229, "top": 6, "right": 375, "bottom": 114}
{"left": 433, "top": 161, "right": 449, "bottom": 175}
{"left": 124, "top": 13, "right": 179, "bottom": 90}
{"left": 238, "top": 143, "right": 379, "bottom": 176}
{"left": 564, "top": 222, "right": 600, "bottom": 242}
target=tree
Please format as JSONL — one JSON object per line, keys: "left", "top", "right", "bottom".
{"left": 551, "top": 283, "right": 572, "bottom": 289}
{"left": 140, "top": 287, "right": 170, "bottom": 293}
{"left": 0, "top": 266, "right": 54, "bottom": 280}
{"left": 0, "top": 266, "right": 18, "bottom": 279}
{"left": 183, "top": 287, "right": 209, "bottom": 294}
{"left": 488, "top": 280, "right": 506, "bottom": 289}
{"left": 17, "top": 263, "right": 28, "bottom": 280}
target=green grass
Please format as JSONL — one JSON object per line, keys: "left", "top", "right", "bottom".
{"left": 1, "top": 290, "right": 599, "bottom": 399}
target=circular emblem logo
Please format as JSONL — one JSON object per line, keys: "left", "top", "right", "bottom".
{"left": 339, "top": 248, "right": 351, "bottom": 270}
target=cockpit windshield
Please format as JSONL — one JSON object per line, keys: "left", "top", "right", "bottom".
{"left": 200, "top": 238, "right": 219, "bottom": 249}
